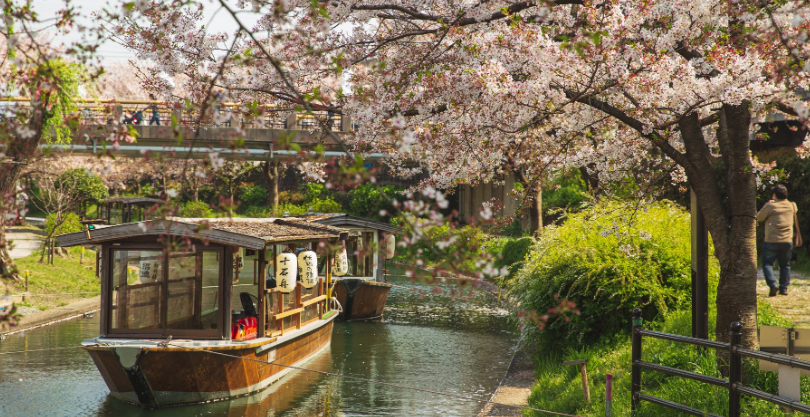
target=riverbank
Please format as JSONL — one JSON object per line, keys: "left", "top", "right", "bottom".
{"left": 478, "top": 339, "right": 535, "bottom": 417}
{"left": 1, "top": 295, "right": 100, "bottom": 336}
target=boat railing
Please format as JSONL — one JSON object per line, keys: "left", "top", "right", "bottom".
{"left": 265, "top": 278, "right": 328, "bottom": 337}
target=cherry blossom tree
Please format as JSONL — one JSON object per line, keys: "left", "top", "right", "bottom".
{"left": 107, "top": 0, "right": 810, "bottom": 348}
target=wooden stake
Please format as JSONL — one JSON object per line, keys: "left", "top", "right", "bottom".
{"left": 563, "top": 359, "right": 590, "bottom": 403}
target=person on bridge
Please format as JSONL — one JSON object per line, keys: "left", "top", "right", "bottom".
{"left": 757, "top": 184, "right": 802, "bottom": 297}
{"left": 146, "top": 93, "right": 160, "bottom": 125}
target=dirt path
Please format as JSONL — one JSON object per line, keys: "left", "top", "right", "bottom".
{"left": 757, "top": 270, "right": 810, "bottom": 327}
{"left": 6, "top": 226, "right": 44, "bottom": 259}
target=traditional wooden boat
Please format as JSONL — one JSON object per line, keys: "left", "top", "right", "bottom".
{"left": 56, "top": 218, "right": 349, "bottom": 408}
{"left": 303, "top": 214, "right": 400, "bottom": 321}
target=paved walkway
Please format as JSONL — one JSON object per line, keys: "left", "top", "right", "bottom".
{"left": 757, "top": 270, "right": 810, "bottom": 327}
{"left": 478, "top": 340, "right": 535, "bottom": 417}
{"left": 6, "top": 226, "right": 44, "bottom": 259}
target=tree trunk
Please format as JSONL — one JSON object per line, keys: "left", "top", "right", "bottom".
{"left": 263, "top": 161, "right": 280, "bottom": 208}
{"left": 677, "top": 104, "right": 758, "bottom": 350}
{"left": 528, "top": 187, "right": 542, "bottom": 235}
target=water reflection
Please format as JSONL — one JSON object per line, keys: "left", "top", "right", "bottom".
{"left": 0, "top": 269, "right": 517, "bottom": 416}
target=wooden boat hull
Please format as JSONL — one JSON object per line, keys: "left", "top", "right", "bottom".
{"left": 83, "top": 315, "right": 335, "bottom": 408}
{"left": 333, "top": 279, "right": 392, "bottom": 321}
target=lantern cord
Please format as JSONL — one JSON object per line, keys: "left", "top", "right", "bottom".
{"left": 166, "top": 342, "right": 582, "bottom": 417}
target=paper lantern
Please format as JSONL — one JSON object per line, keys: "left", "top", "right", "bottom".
{"left": 333, "top": 247, "right": 349, "bottom": 276}
{"left": 385, "top": 234, "right": 396, "bottom": 260}
{"left": 276, "top": 252, "right": 297, "bottom": 293}
{"left": 298, "top": 251, "right": 318, "bottom": 288}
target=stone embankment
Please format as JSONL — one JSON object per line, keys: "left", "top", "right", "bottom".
{"left": 1, "top": 296, "right": 100, "bottom": 336}
{"left": 478, "top": 340, "right": 535, "bottom": 417}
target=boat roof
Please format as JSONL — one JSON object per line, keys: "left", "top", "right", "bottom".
{"left": 56, "top": 218, "right": 352, "bottom": 250}
{"left": 296, "top": 213, "right": 400, "bottom": 233}
{"left": 103, "top": 196, "right": 166, "bottom": 206}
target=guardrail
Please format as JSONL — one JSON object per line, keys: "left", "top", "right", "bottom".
{"left": 0, "top": 97, "right": 351, "bottom": 131}
{"left": 630, "top": 308, "right": 810, "bottom": 416}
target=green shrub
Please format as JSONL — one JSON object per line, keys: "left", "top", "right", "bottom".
{"left": 58, "top": 169, "right": 109, "bottom": 204}
{"left": 46, "top": 212, "right": 82, "bottom": 236}
{"left": 271, "top": 203, "right": 308, "bottom": 217}
{"left": 394, "top": 223, "right": 505, "bottom": 275}
{"left": 239, "top": 184, "right": 268, "bottom": 207}
{"left": 347, "top": 183, "right": 402, "bottom": 220}
{"left": 243, "top": 206, "right": 271, "bottom": 218}
{"left": 512, "top": 201, "right": 700, "bottom": 347}
{"left": 542, "top": 169, "right": 590, "bottom": 222}
{"left": 494, "top": 237, "right": 533, "bottom": 282}
{"left": 301, "top": 183, "right": 329, "bottom": 203}
{"left": 181, "top": 201, "right": 213, "bottom": 218}
{"left": 309, "top": 198, "right": 343, "bottom": 214}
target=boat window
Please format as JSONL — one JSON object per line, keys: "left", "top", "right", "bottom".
{"left": 347, "top": 232, "right": 376, "bottom": 278}
{"left": 110, "top": 250, "right": 165, "bottom": 331}
{"left": 232, "top": 248, "right": 259, "bottom": 323}
{"left": 109, "top": 248, "right": 223, "bottom": 337}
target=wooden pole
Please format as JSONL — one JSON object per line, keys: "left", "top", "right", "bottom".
{"left": 563, "top": 359, "right": 590, "bottom": 403}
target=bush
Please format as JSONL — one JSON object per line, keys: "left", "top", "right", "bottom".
{"left": 243, "top": 206, "right": 271, "bottom": 218}
{"left": 58, "top": 169, "right": 108, "bottom": 204}
{"left": 181, "top": 201, "right": 213, "bottom": 218}
{"left": 347, "top": 183, "right": 402, "bottom": 220}
{"left": 394, "top": 223, "right": 505, "bottom": 275}
{"left": 239, "top": 184, "right": 268, "bottom": 207}
{"left": 542, "top": 169, "right": 590, "bottom": 223}
{"left": 308, "top": 198, "right": 343, "bottom": 214}
{"left": 301, "top": 183, "right": 329, "bottom": 203}
{"left": 279, "top": 190, "right": 306, "bottom": 205}
{"left": 494, "top": 237, "right": 533, "bottom": 282}
{"left": 512, "top": 201, "right": 700, "bottom": 347}
{"left": 46, "top": 212, "right": 83, "bottom": 236}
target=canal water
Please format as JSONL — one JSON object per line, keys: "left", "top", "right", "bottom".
{"left": 0, "top": 273, "right": 518, "bottom": 416}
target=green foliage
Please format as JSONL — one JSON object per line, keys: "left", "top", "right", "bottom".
{"left": 395, "top": 223, "right": 505, "bottom": 275}
{"left": 239, "top": 184, "right": 268, "bottom": 207}
{"left": 347, "top": 183, "right": 403, "bottom": 220}
{"left": 301, "top": 183, "right": 329, "bottom": 203}
{"left": 542, "top": 169, "right": 590, "bottom": 221}
{"left": 512, "top": 201, "right": 700, "bottom": 347}
{"left": 14, "top": 247, "right": 100, "bottom": 311}
{"left": 58, "top": 169, "right": 108, "bottom": 204}
{"left": 309, "top": 198, "right": 343, "bottom": 213}
{"left": 39, "top": 60, "right": 85, "bottom": 144}
{"left": 46, "top": 212, "right": 82, "bottom": 236}
{"left": 494, "top": 237, "right": 533, "bottom": 282}
{"left": 526, "top": 307, "right": 801, "bottom": 417}
{"left": 181, "top": 201, "right": 213, "bottom": 218}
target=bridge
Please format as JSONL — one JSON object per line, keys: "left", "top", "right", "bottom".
{"left": 2, "top": 98, "right": 384, "bottom": 161}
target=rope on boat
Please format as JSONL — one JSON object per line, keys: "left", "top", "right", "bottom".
{"left": 166, "top": 342, "right": 582, "bottom": 417}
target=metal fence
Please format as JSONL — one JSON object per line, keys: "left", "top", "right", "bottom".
{"left": 0, "top": 97, "right": 350, "bottom": 131}
{"left": 630, "top": 308, "right": 810, "bottom": 416}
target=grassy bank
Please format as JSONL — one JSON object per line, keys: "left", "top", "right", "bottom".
{"left": 526, "top": 301, "right": 803, "bottom": 416}
{"left": 9, "top": 247, "right": 100, "bottom": 311}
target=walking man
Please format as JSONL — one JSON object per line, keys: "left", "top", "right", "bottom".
{"left": 147, "top": 93, "right": 160, "bottom": 125}
{"left": 757, "top": 184, "right": 802, "bottom": 296}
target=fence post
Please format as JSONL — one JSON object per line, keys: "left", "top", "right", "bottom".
{"left": 631, "top": 308, "right": 643, "bottom": 415}
{"left": 606, "top": 373, "right": 613, "bottom": 417}
{"left": 729, "top": 322, "right": 742, "bottom": 417}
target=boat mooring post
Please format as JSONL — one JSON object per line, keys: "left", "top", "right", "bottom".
{"left": 605, "top": 373, "right": 613, "bottom": 417}
{"left": 690, "top": 188, "right": 709, "bottom": 340}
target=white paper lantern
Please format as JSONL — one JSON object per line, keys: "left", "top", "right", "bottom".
{"left": 298, "top": 251, "right": 318, "bottom": 288}
{"left": 385, "top": 235, "right": 396, "bottom": 260}
{"left": 276, "top": 253, "right": 297, "bottom": 293}
{"left": 333, "top": 247, "right": 349, "bottom": 276}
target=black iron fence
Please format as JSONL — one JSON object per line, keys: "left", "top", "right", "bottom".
{"left": 631, "top": 308, "right": 810, "bottom": 416}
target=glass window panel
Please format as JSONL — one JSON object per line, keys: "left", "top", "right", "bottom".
{"left": 200, "top": 251, "right": 221, "bottom": 330}
{"left": 166, "top": 252, "right": 198, "bottom": 329}
{"left": 232, "top": 248, "right": 259, "bottom": 320}
{"left": 110, "top": 250, "right": 164, "bottom": 330}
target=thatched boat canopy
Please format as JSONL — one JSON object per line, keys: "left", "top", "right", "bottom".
{"left": 56, "top": 217, "right": 352, "bottom": 250}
